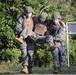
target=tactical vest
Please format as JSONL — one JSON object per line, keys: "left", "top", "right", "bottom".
{"left": 22, "top": 16, "right": 33, "bottom": 31}
{"left": 54, "top": 24, "right": 66, "bottom": 47}
{"left": 34, "top": 23, "right": 47, "bottom": 36}
{"left": 49, "top": 21, "right": 65, "bottom": 36}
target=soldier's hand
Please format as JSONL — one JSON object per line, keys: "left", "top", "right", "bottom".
{"left": 28, "top": 32, "right": 32, "bottom": 36}
{"left": 14, "top": 32, "right": 18, "bottom": 34}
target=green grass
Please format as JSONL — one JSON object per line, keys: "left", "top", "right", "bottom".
{"left": 0, "top": 62, "right": 76, "bottom": 75}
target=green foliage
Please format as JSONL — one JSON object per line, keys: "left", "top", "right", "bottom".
{"left": 0, "top": 0, "right": 76, "bottom": 66}
{"left": 71, "top": 0, "right": 76, "bottom": 8}
{"left": 34, "top": 44, "right": 53, "bottom": 67}
{"left": 0, "top": 48, "right": 21, "bottom": 63}
{"left": 69, "top": 35, "right": 76, "bottom": 65}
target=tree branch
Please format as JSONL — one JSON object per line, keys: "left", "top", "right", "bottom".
{"left": 40, "top": 0, "right": 59, "bottom": 13}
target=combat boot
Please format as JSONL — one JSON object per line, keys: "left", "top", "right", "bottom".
{"left": 58, "top": 67, "right": 62, "bottom": 72}
{"left": 21, "top": 66, "right": 28, "bottom": 74}
{"left": 53, "top": 67, "right": 59, "bottom": 74}
{"left": 58, "top": 62, "right": 62, "bottom": 72}
{"left": 15, "top": 36, "right": 24, "bottom": 43}
{"left": 28, "top": 68, "right": 33, "bottom": 74}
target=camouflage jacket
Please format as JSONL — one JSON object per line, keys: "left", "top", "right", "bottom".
{"left": 15, "top": 14, "right": 35, "bottom": 34}
{"left": 48, "top": 21, "right": 66, "bottom": 47}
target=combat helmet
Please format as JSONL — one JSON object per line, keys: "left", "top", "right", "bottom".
{"left": 24, "top": 6, "right": 33, "bottom": 13}
{"left": 52, "top": 12, "right": 61, "bottom": 20}
{"left": 39, "top": 12, "right": 48, "bottom": 21}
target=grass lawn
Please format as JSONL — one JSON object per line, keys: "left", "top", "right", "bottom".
{"left": 0, "top": 62, "right": 76, "bottom": 75}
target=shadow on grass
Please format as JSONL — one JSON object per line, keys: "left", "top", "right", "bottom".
{"left": 0, "top": 63, "right": 76, "bottom": 74}
{"left": 0, "top": 72, "right": 22, "bottom": 75}
{"left": 33, "top": 67, "right": 76, "bottom": 74}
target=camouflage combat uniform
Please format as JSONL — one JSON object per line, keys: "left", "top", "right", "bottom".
{"left": 17, "top": 12, "right": 66, "bottom": 74}
{"left": 33, "top": 12, "right": 48, "bottom": 43}
{"left": 15, "top": 6, "right": 34, "bottom": 74}
{"left": 20, "top": 12, "right": 48, "bottom": 43}
{"left": 46, "top": 12, "right": 66, "bottom": 74}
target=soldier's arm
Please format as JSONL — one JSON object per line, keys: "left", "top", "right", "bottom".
{"left": 54, "top": 28, "right": 66, "bottom": 42}
{"left": 60, "top": 21, "right": 66, "bottom": 28}
{"left": 15, "top": 16, "right": 23, "bottom": 34}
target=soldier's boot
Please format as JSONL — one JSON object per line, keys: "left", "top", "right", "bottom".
{"left": 58, "top": 67, "right": 62, "bottom": 72}
{"left": 21, "top": 66, "right": 28, "bottom": 74}
{"left": 53, "top": 67, "right": 59, "bottom": 74}
{"left": 28, "top": 68, "right": 33, "bottom": 74}
{"left": 58, "top": 62, "right": 62, "bottom": 72}
{"left": 15, "top": 36, "right": 24, "bottom": 43}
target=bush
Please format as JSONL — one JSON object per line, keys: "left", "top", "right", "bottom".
{"left": 0, "top": 0, "right": 76, "bottom": 66}
{"left": 0, "top": 48, "right": 21, "bottom": 63}
{"left": 34, "top": 44, "right": 53, "bottom": 67}
{"left": 69, "top": 35, "right": 76, "bottom": 65}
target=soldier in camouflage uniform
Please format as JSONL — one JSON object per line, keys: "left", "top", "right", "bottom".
{"left": 15, "top": 6, "right": 34, "bottom": 74}
{"left": 46, "top": 12, "right": 66, "bottom": 74}
{"left": 16, "top": 12, "right": 48, "bottom": 44}
{"left": 33, "top": 12, "right": 48, "bottom": 43}
{"left": 16, "top": 12, "right": 66, "bottom": 74}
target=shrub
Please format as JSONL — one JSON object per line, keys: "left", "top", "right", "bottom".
{"left": 34, "top": 44, "right": 53, "bottom": 67}
{"left": 0, "top": 0, "right": 76, "bottom": 66}
{"left": 0, "top": 48, "right": 21, "bottom": 63}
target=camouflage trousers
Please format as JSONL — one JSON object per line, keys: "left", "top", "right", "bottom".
{"left": 19, "top": 38, "right": 34, "bottom": 69}
{"left": 20, "top": 28, "right": 65, "bottom": 68}
{"left": 19, "top": 28, "right": 46, "bottom": 69}
{"left": 51, "top": 46, "right": 64, "bottom": 68}
{"left": 20, "top": 28, "right": 46, "bottom": 44}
